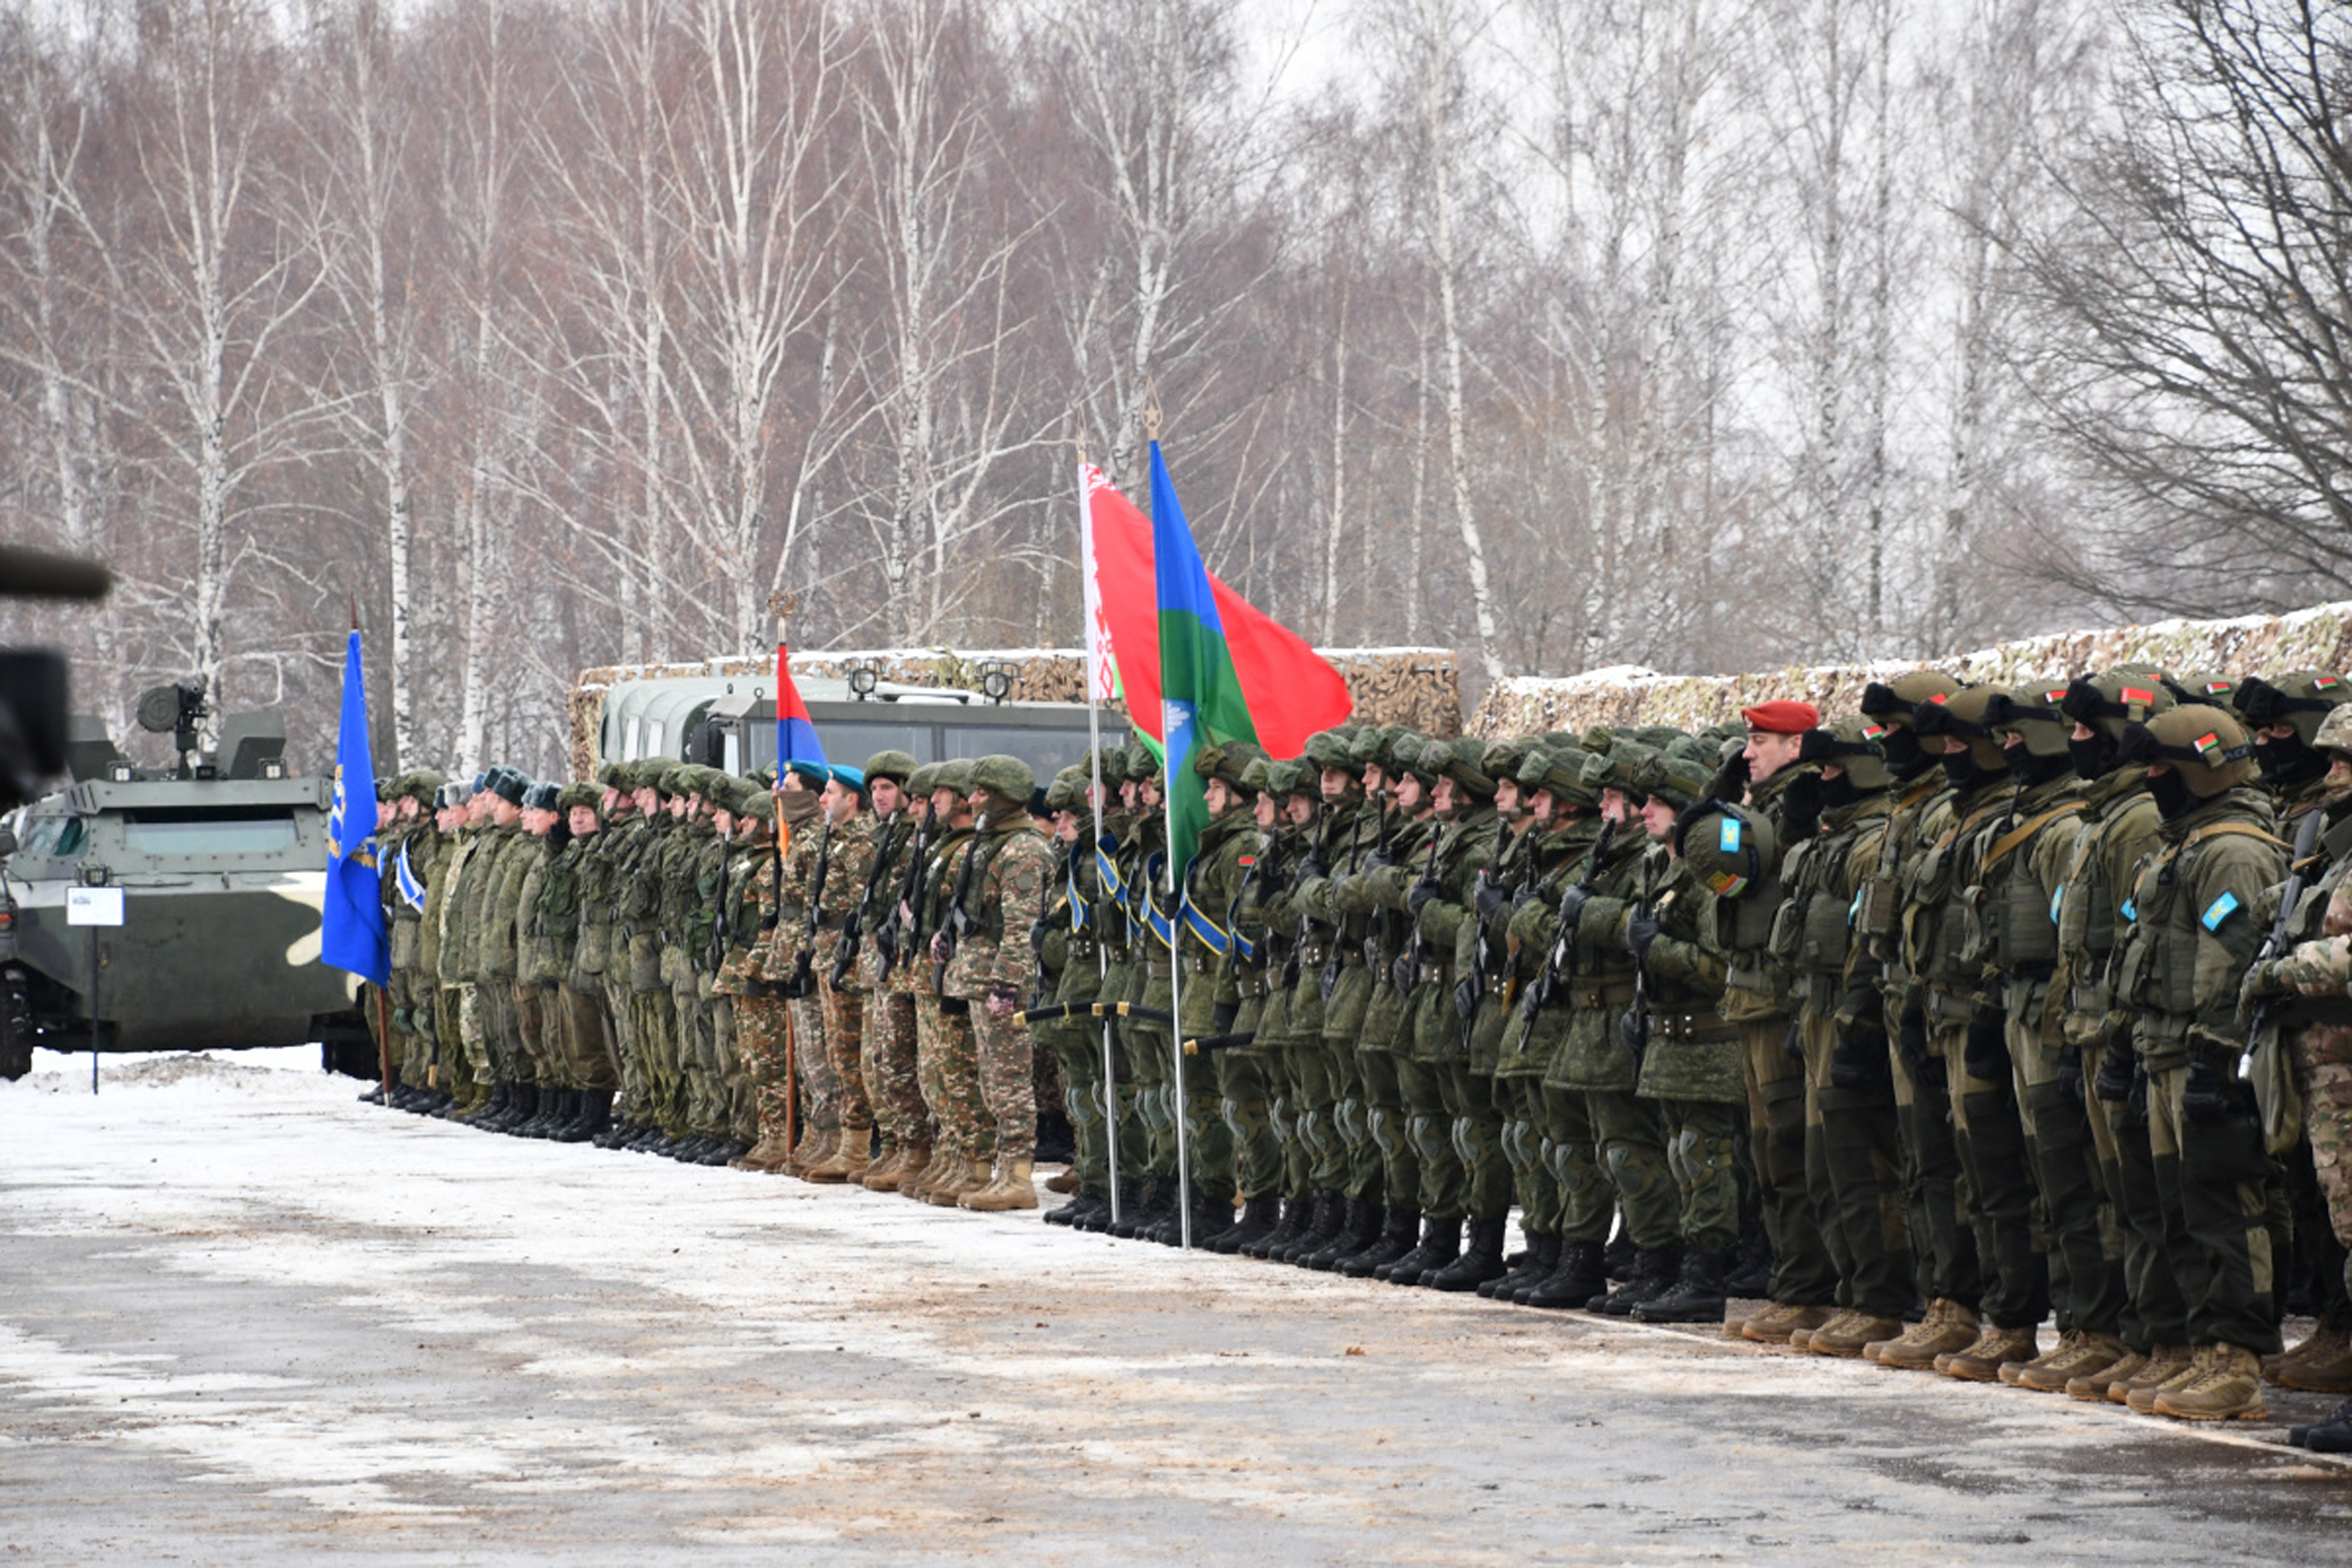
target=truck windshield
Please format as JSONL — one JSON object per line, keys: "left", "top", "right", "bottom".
{"left": 121, "top": 808, "right": 300, "bottom": 856}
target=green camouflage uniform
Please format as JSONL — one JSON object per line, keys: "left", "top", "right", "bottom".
{"left": 946, "top": 814, "right": 1053, "bottom": 1165}
{"left": 1631, "top": 846, "right": 1742, "bottom": 1250}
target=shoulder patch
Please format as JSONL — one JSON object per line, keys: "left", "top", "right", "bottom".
{"left": 2201, "top": 892, "right": 2242, "bottom": 932}
{"left": 1719, "top": 818, "right": 1742, "bottom": 853}
{"left": 2121, "top": 897, "right": 2137, "bottom": 922}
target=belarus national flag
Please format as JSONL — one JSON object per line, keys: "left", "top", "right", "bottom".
{"left": 1081, "top": 462, "right": 1351, "bottom": 760}
{"left": 1151, "top": 442, "right": 1260, "bottom": 871}
{"left": 776, "top": 644, "right": 827, "bottom": 765}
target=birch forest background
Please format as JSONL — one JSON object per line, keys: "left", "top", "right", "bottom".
{"left": 4, "top": 0, "right": 2349, "bottom": 776}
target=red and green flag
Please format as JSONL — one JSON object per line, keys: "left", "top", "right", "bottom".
{"left": 1151, "top": 441, "right": 1257, "bottom": 871}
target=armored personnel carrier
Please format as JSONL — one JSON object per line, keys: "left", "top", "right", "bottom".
{"left": 0, "top": 681, "right": 367, "bottom": 1080}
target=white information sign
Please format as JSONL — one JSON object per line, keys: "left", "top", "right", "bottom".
{"left": 66, "top": 886, "right": 124, "bottom": 927}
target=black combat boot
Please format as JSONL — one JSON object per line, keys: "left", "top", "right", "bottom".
{"left": 1046, "top": 1187, "right": 1101, "bottom": 1228}
{"left": 1602, "top": 1223, "right": 1638, "bottom": 1283}
{"left": 1209, "top": 1194, "right": 1282, "bottom": 1254}
{"left": 1523, "top": 1241, "right": 1609, "bottom": 1310}
{"left": 522, "top": 1089, "right": 569, "bottom": 1139}
{"left": 1166, "top": 1189, "right": 1230, "bottom": 1247}
{"left": 1485, "top": 1233, "right": 1559, "bottom": 1300}
{"left": 1243, "top": 1194, "right": 1308, "bottom": 1259}
{"left": 1073, "top": 1180, "right": 1133, "bottom": 1233}
{"left": 697, "top": 1136, "right": 744, "bottom": 1166}
{"left": 1379, "top": 1216, "right": 1459, "bottom": 1284}
{"left": 1339, "top": 1207, "right": 1421, "bottom": 1279}
{"left": 1110, "top": 1175, "right": 1168, "bottom": 1239}
{"left": 1592, "top": 1246, "right": 1684, "bottom": 1315}
{"left": 1277, "top": 1190, "right": 1344, "bottom": 1264}
{"left": 467, "top": 1082, "right": 513, "bottom": 1130}
{"left": 556, "top": 1091, "right": 609, "bottom": 1145}
{"left": 1631, "top": 1247, "right": 1733, "bottom": 1324}
{"left": 1725, "top": 1222, "right": 1773, "bottom": 1298}
{"left": 358, "top": 1078, "right": 391, "bottom": 1105}
{"left": 497, "top": 1083, "right": 541, "bottom": 1133}
{"left": 1304, "top": 1197, "right": 1381, "bottom": 1271}
{"left": 1428, "top": 1218, "right": 1510, "bottom": 1292}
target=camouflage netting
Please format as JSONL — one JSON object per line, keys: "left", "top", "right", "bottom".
{"left": 1470, "top": 602, "right": 2352, "bottom": 740}
{"left": 570, "top": 645, "right": 1462, "bottom": 777}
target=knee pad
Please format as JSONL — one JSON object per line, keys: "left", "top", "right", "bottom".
{"left": 1333, "top": 1098, "right": 1364, "bottom": 1149}
{"left": 1408, "top": 1113, "right": 1451, "bottom": 1166}
{"left": 1449, "top": 1115, "right": 1478, "bottom": 1168}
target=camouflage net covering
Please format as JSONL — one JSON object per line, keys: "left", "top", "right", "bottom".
{"left": 1471, "top": 601, "right": 2352, "bottom": 739}
{"left": 570, "top": 645, "right": 1462, "bottom": 778}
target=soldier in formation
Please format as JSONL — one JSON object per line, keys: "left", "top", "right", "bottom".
{"left": 357, "top": 670, "right": 2352, "bottom": 1434}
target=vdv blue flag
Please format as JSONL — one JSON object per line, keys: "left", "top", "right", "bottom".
{"left": 1149, "top": 441, "right": 1258, "bottom": 876}
{"left": 321, "top": 630, "right": 389, "bottom": 986}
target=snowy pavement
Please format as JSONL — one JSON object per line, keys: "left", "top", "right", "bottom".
{"left": 5, "top": 1049, "right": 2352, "bottom": 1565}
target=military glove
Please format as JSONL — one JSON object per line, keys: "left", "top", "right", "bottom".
{"left": 2182, "top": 1059, "right": 2233, "bottom": 1127}
{"left": 2237, "top": 960, "right": 2286, "bottom": 1027}
{"left": 2094, "top": 1038, "right": 2136, "bottom": 1103}
{"left": 1829, "top": 1031, "right": 1888, "bottom": 1090}
{"left": 1623, "top": 908, "right": 1661, "bottom": 963}
{"left": 1475, "top": 876, "right": 1508, "bottom": 922}
{"left": 1408, "top": 880, "right": 1440, "bottom": 920}
{"left": 1211, "top": 1000, "right": 1238, "bottom": 1032}
{"left": 1964, "top": 1014, "right": 2009, "bottom": 1082}
{"left": 1361, "top": 847, "right": 1393, "bottom": 875}
{"left": 1510, "top": 885, "right": 1540, "bottom": 916}
{"left": 1897, "top": 1010, "right": 1935, "bottom": 1076}
{"left": 1778, "top": 771, "right": 1822, "bottom": 844}
{"left": 2057, "top": 1043, "right": 2085, "bottom": 1110}
{"left": 1557, "top": 883, "right": 1593, "bottom": 929}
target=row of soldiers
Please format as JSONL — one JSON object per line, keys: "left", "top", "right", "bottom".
{"left": 1023, "top": 671, "right": 2352, "bottom": 1444}
{"left": 356, "top": 748, "right": 1058, "bottom": 1214}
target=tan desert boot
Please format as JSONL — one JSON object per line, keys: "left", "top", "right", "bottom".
{"left": 960, "top": 1159, "right": 1040, "bottom": 1212}
{"left": 2154, "top": 1343, "right": 2266, "bottom": 1421}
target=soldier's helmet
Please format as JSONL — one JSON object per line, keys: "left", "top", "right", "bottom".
{"left": 1798, "top": 716, "right": 1894, "bottom": 791}
{"left": 1519, "top": 744, "right": 1599, "bottom": 809}
{"left": 2234, "top": 671, "right": 2351, "bottom": 746}
{"left": 1426, "top": 735, "right": 1495, "bottom": 798}
{"left": 1908, "top": 686, "right": 2009, "bottom": 771}
{"left": 1581, "top": 739, "right": 1657, "bottom": 799}
{"left": 1859, "top": 671, "right": 1962, "bottom": 727}
{"left": 1303, "top": 728, "right": 1361, "bottom": 776}
{"left": 1982, "top": 685, "right": 2075, "bottom": 763}
{"left": 933, "top": 758, "right": 978, "bottom": 798}
{"left": 2166, "top": 673, "right": 2239, "bottom": 709}
{"left": 862, "top": 750, "right": 918, "bottom": 786}
{"left": 1482, "top": 736, "right": 1536, "bottom": 788}
{"left": 906, "top": 762, "right": 941, "bottom": 799}
{"left": 970, "top": 754, "right": 1032, "bottom": 803}
{"left": 1633, "top": 750, "right": 1713, "bottom": 812}
{"left": 2060, "top": 669, "right": 2173, "bottom": 743}
{"left": 738, "top": 791, "right": 774, "bottom": 825}
{"left": 1047, "top": 766, "right": 1086, "bottom": 813}
{"left": 2118, "top": 703, "right": 2257, "bottom": 798}
{"left": 556, "top": 782, "right": 602, "bottom": 814}
{"left": 1675, "top": 802, "right": 1777, "bottom": 899}
{"left": 1193, "top": 741, "right": 1268, "bottom": 793}
{"left": 2316, "top": 703, "right": 2352, "bottom": 760}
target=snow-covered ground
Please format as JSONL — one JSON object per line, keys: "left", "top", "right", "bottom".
{"left": 4, "top": 1048, "right": 2348, "bottom": 1565}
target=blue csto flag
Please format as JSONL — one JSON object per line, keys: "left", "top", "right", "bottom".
{"left": 320, "top": 630, "right": 389, "bottom": 986}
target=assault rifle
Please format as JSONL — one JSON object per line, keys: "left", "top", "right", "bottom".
{"left": 886, "top": 808, "right": 935, "bottom": 973}
{"left": 1620, "top": 851, "right": 1660, "bottom": 1073}
{"left": 833, "top": 811, "right": 901, "bottom": 990}
{"left": 933, "top": 823, "right": 987, "bottom": 997}
{"left": 1524, "top": 818, "right": 1616, "bottom": 1020}
{"left": 780, "top": 820, "right": 832, "bottom": 999}
{"left": 1392, "top": 827, "right": 1445, "bottom": 997}
{"left": 2244, "top": 807, "right": 2327, "bottom": 1146}
{"left": 1459, "top": 826, "right": 1533, "bottom": 1029}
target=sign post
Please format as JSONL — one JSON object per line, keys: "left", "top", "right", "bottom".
{"left": 67, "top": 884, "right": 123, "bottom": 1095}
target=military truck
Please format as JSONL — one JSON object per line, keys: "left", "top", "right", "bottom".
{"left": 596, "top": 670, "right": 1102, "bottom": 785}
{"left": 0, "top": 681, "right": 368, "bottom": 1080}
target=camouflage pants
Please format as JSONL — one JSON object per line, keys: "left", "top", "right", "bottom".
{"left": 790, "top": 994, "right": 833, "bottom": 1136}
{"left": 1359, "top": 1048, "right": 1419, "bottom": 1213}
{"left": 1435, "top": 1063, "right": 1510, "bottom": 1224}
{"left": 1216, "top": 1045, "right": 1282, "bottom": 1202}
{"left": 1323, "top": 965, "right": 1377, "bottom": 1200}
{"left": 972, "top": 1005, "right": 1038, "bottom": 1164}
{"left": 1048, "top": 1020, "right": 1110, "bottom": 1189}
{"left": 479, "top": 981, "right": 521, "bottom": 1083}
{"left": 673, "top": 983, "right": 717, "bottom": 1134}
{"left": 1537, "top": 1080, "right": 1612, "bottom": 1245}
{"left": 2291, "top": 1022, "right": 2352, "bottom": 1310}
{"left": 822, "top": 984, "right": 871, "bottom": 1133}
{"left": 455, "top": 983, "right": 490, "bottom": 1087}
{"left": 2149, "top": 1051, "right": 2281, "bottom": 1355}
{"left": 515, "top": 982, "right": 552, "bottom": 1087}
{"left": 1800, "top": 1007, "right": 1912, "bottom": 1319}
{"left": 1288, "top": 973, "right": 1341, "bottom": 1193}
{"left": 603, "top": 976, "right": 646, "bottom": 1121}
{"left": 1499, "top": 1070, "right": 1560, "bottom": 1235}
{"left": 629, "top": 988, "right": 683, "bottom": 1134}
{"left": 433, "top": 986, "right": 470, "bottom": 1092}
{"left": 1397, "top": 1050, "right": 1461, "bottom": 1221}
{"left": 1658, "top": 1098, "right": 1744, "bottom": 1252}
{"left": 1933, "top": 1018, "right": 2046, "bottom": 1330}
{"left": 864, "top": 987, "right": 928, "bottom": 1154}
{"left": 1746, "top": 1014, "right": 1838, "bottom": 1309}
{"left": 2011, "top": 1005, "right": 2125, "bottom": 1338}
{"left": 915, "top": 991, "right": 991, "bottom": 1162}
{"left": 1587, "top": 1087, "right": 1678, "bottom": 1251}
{"left": 554, "top": 984, "right": 617, "bottom": 1092}
{"left": 734, "top": 993, "right": 792, "bottom": 1142}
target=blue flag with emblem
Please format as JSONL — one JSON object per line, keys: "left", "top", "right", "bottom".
{"left": 321, "top": 630, "right": 389, "bottom": 986}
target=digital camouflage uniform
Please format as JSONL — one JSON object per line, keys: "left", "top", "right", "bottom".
{"left": 716, "top": 808, "right": 789, "bottom": 1159}
{"left": 852, "top": 799, "right": 928, "bottom": 1168}
{"left": 916, "top": 805, "right": 989, "bottom": 1174}
{"left": 944, "top": 777, "right": 1052, "bottom": 1174}
{"left": 814, "top": 808, "right": 879, "bottom": 1152}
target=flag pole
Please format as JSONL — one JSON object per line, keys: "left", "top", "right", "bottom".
{"left": 1078, "top": 450, "right": 1122, "bottom": 1226}
{"left": 1142, "top": 395, "right": 1194, "bottom": 1251}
